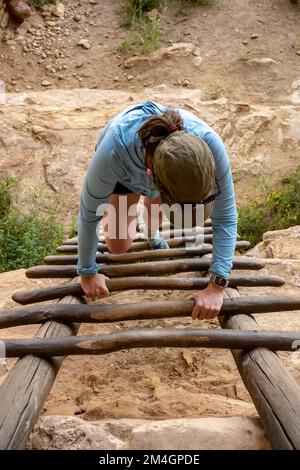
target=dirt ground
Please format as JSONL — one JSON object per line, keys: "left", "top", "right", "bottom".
{"left": 1, "top": 257, "right": 300, "bottom": 423}
{"left": 0, "top": 0, "right": 300, "bottom": 104}
{"left": 1, "top": 0, "right": 300, "bottom": 428}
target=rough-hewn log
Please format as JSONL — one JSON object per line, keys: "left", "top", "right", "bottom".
{"left": 63, "top": 227, "right": 213, "bottom": 245}
{"left": 96, "top": 220, "right": 211, "bottom": 237}
{"left": 2, "top": 328, "right": 300, "bottom": 357}
{"left": 12, "top": 275, "right": 285, "bottom": 305}
{"left": 87, "top": 220, "right": 173, "bottom": 236}
{"left": 220, "top": 288, "right": 300, "bottom": 450}
{"left": 46, "top": 246, "right": 212, "bottom": 265}
{"left": 56, "top": 236, "right": 196, "bottom": 253}
{"left": 45, "top": 241, "right": 250, "bottom": 265}
{"left": 61, "top": 234, "right": 224, "bottom": 248}
{"left": 137, "top": 219, "right": 212, "bottom": 230}
{"left": 0, "top": 278, "right": 85, "bottom": 450}
{"left": 25, "top": 256, "right": 265, "bottom": 279}
{"left": 3, "top": 295, "right": 300, "bottom": 329}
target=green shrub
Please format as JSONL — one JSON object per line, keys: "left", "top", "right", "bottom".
{"left": 0, "top": 176, "right": 17, "bottom": 221}
{"left": 32, "top": 0, "right": 56, "bottom": 10}
{"left": 120, "top": 17, "right": 162, "bottom": 54}
{"left": 0, "top": 177, "right": 64, "bottom": 273}
{"left": 121, "top": 0, "right": 216, "bottom": 54}
{"left": 238, "top": 168, "right": 300, "bottom": 246}
{"left": 124, "top": 0, "right": 161, "bottom": 23}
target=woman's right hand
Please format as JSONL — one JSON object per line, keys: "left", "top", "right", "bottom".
{"left": 80, "top": 273, "right": 110, "bottom": 300}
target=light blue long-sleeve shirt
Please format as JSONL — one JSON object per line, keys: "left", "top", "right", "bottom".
{"left": 77, "top": 101, "right": 238, "bottom": 279}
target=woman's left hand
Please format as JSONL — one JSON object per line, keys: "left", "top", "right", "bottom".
{"left": 188, "top": 284, "right": 224, "bottom": 320}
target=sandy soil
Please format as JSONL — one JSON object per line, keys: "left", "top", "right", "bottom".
{"left": 0, "top": 258, "right": 300, "bottom": 422}
{"left": 0, "top": 0, "right": 300, "bottom": 105}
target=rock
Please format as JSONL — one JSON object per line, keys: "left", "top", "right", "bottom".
{"left": 1, "top": 88, "right": 300, "bottom": 229}
{"left": 234, "top": 102, "right": 251, "bottom": 113}
{"left": 292, "top": 80, "right": 300, "bottom": 90}
{"left": 250, "top": 34, "right": 259, "bottom": 39}
{"left": 73, "top": 14, "right": 81, "bottom": 22}
{"left": 192, "top": 48, "right": 201, "bottom": 57}
{"left": 8, "top": 0, "right": 32, "bottom": 20}
{"left": 247, "top": 226, "right": 300, "bottom": 260}
{"left": 46, "top": 20, "right": 56, "bottom": 27}
{"left": 77, "top": 39, "right": 91, "bottom": 49}
{"left": 52, "top": 2, "right": 65, "bottom": 18}
{"left": 192, "top": 56, "right": 203, "bottom": 68}
{"left": 127, "top": 75, "right": 134, "bottom": 81}
{"left": 145, "top": 8, "right": 159, "bottom": 22}
{"left": 2, "top": 30, "right": 14, "bottom": 41}
{"left": 124, "top": 417, "right": 270, "bottom": 450}
{"left": 182, "top": 350, "right": 193, "bottom": 367}
{"left": 247, "top": 58, "right": 276, "bottom": 66}
{"left": 26, "top": 416, "right": 123, "bottom": 450}
{"left": 41, "top": 80, "right": 51, "bottom": 87}
{"left": 0, "top": 11, "right": 9, "bottom": 28}
{"left": 89, "top": 0, "right": 98, "bottom": 3}
{"left": 124, "top": 42, "right": 196, "bottom": 68}
{"left": 182, "top": 79, "right": 189, "bottom": 87}
{"left": 296, "top": 50, "right": 300, "bottom": 56}
{"left": 27, "top": 12, "right": 45, "bottom": 28}
{"left": 242, "top": 40, "right": 248, "bottom": 45}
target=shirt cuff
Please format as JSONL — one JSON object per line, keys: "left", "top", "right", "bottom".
{"left": 208, "top": 264, "right": 230, "bottom": 280}
{"left": 76, "top": 262, "right": 100, "bottom": 277}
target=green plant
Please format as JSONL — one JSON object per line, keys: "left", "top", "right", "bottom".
{"left": 238, "top": 168, "right": 300, "bottom": 246}
{"left": 0, "top": 175, "right": 17, "bottom": 220}
{"left": 120, "top": 17, "right": 162, "bottom": 54}
{"left": 120, "top": 37, "right": 138, "bottom": 53}
{"left": 0, "top": 177, "right": 65, "bottom": 272}
{"left": 237, "top": 56, "right": 251, "bottom": 62}
{"left": 32, "top": 0, "right": 56, "bottom": 9}
{"left": 121, "top": 0, "right": 217, "bottom": 54}
{"left": 124, "top": 0, "right": 161, "bottom": 24}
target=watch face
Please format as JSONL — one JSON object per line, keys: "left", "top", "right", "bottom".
{"left": 215, "top": 275, "right": 226, "bottom": 287}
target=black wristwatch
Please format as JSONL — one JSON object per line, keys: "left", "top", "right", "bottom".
{"left": 209, "top": 272, "right": 229, "bottom": 289}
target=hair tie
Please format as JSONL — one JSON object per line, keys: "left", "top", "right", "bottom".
{"left": 168, "top": 125, "right": 178, "bottom": 134}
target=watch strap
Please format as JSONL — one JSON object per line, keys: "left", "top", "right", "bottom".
{"left": 209, "top": 272, "right": 229, "bottom": 288}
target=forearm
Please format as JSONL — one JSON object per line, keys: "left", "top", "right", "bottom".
{"left": 209, "top": 215, "right": 238, "bottom": 278}
{"left": 77, "top": 215, "right": 100, "bottom": 276}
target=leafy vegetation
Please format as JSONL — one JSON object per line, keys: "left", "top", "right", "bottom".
{"left": 238, "top": 168, "right": 300, "bottom": 246}
{"left": 0, "top": 176, "right": 64, "bottom": 272}
{"left": 121, "top": 0, "right": 217, "bottom": 54}
{"left": 32, "top": 0, "right": 56, "bottom": 9}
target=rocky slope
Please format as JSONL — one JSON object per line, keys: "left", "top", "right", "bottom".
{"left": 1, "top": 86, "right": 300, "bottom": 227}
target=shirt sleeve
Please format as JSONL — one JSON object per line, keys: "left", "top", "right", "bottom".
{"left": 203, "top": 130, "right": 238, "bottom": 279}
{"left": 77, "top": 128, "right": 124, "bottom": 276}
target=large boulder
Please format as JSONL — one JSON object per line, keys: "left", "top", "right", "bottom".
{"left": 124, "top": 416, "right": 270, "bottom": 450}
{"left": 247, "top": 225, "right": 300, "bottom": 259}
{"left": 27, "top": 415, "right": 270, "bottom": 450}
{"left": 26, "top": 416, "right": 123, "bottom": 450}
{"left": 1, "top": 88, "right": 300, "bottom": 224}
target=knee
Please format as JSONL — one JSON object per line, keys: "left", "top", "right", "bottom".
{"left": 109, "top": 246, "right": 129, "bottom": 255}
{"left": 106, "top": 240, "right": 132, "bottom": 254}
